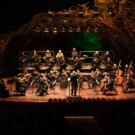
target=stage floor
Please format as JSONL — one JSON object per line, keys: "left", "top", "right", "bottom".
{"left": 1, "top": 78, "right": 135, "bottom": 102}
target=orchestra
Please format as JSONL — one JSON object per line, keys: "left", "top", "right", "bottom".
{"left": 16, "top": 49, "right": 135, "bottom": 96}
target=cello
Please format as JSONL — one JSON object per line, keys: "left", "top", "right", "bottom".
{"left": 115, "top": 60, "right": 123, "bottom": 85}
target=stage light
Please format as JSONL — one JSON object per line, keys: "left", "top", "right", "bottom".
{"left": 78, "top": 7, "right": 84, "bottom": 18}
{"left": 48, "top": 10, "right": 54, "bottom": 17}
{"left": 93, "top": 7, "right": 99, "bottom": 17}
{"left": 69, "top": 26, "right": 73, "bottom": 32}
{"left": 62, "top": 27, "right": 66, "bottom": 32}
{"left": 64, "top": 9, "right": 69, "bottom": 17}
{"left": 44, "top": 28, "right": 49, "bottom": 33}
{"left": 87, "top": 26, "right": 91, "bottom": 32}
{"left": 108, "top": 5, "right": 115, "bottom": 17}
{"left": 53, "top": 27, "right": 58, "bottom": 34}
{"left": 77, "top": 26, "right": 81, "bottom": 32}
{"left": 34, "top": 26, "right": 40, "bottom": 32}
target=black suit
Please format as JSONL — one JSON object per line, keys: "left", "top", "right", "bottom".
{"left": 71, "top": 73, "right": 78, "bottom": 96}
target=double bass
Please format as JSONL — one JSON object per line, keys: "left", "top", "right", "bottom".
{"left": 123, "top": 60, "right": 134, "bottom": 93}
{"left": 115, "top": 60, "right": 123, "bottom": 85}
{"left": 127, "top": 60, "right": 134, "bottom": 79}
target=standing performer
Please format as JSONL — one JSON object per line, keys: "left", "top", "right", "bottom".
{"left": 70, "top": 71, "right": 78, "bottom": 96}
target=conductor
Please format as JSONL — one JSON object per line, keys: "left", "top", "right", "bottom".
{"left": 70, "top": 71, "right": 78, "bottom": 96}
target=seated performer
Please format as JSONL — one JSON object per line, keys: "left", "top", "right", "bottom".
{"left": 93, "top": 51, "right": 100, "bottom": 59}
{"left": 72, "top": 47, "right": 79, "bottom": 59}
{"left": 20, "top": 52, "right": 28, "bottom": 67}
{"left": 31, "top": 50, "right": 41, "bottom": 70}
{"left": 103, "top": 51, "right": 110, "bottom": 63}
{"left": 56, "top": 50, "right": 64, "bottom": 67}
{"left": 101, "top": 76, "right": 115, "bottom": 94}
{"left": 36, "top": 75, "right": 49, "bottom": 96}
{"left": 105, "top": 57, "right": 113, "bottom": 71}
{"left": 44, "top": 49, "right": 52, "bottom": 64}
{"left": 87, "top": 70, "right": 96, "bottom": 89}
{"left": 77, "top": 70, "right": 83, "bottom": 89}
{"left": 59, "top": 57, "right": 67, "bottom": 73}
{"left": 91, "top": 57, "right": 100, "bottom": 70}
{"left": 73, "top": 56, "right": 82, "bottom": 71}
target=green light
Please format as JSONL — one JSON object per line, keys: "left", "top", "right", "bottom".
{"left": 68, "top": 32, "right": 101, "bottom": 51}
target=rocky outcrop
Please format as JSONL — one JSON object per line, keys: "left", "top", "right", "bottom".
{"left": 0, "top": 0, "right": 134, "bottom": 77}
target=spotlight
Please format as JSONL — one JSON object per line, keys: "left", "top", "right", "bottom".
{"left": 53, "top": 27, "right": 58, "bottom": 34}
{"left": 78, "top": 8, "right": 84, "bottom": 17}
{"left": 87, "top": 27, "right": 91, "bottom": 32}
{"left": 108, "top": 5, "right": 115, "bottom": 17}
{"left": 69, "top": 26, "right": 73, "bottom": 32}
{"left": 44, "top": 28, "right": 49, "bottom": 33}
{"left": 34, "top": 26, "right": 40, "bottom": 32}
{"left": 64, "top": 9, "right": 69, "bottom": 17}
{"left": 77, "top": 26, "right": 81, "bottom": 32}
{"left": 93, "top": 7, "right": 99, "bottom": 17}
{"left": 62, "top": 27, "right": 66, "bottom": 32}
{"left": 48, "top": 10, "right": 54, "bottom": 17}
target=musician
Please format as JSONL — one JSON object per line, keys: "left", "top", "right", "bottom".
{"left": 59, "top": 57, "right": 67, "bottom": 72}
{"left": 0, "top": 79, "right": 8, "bottom": 97}
{"left": 36, "top": 75, "right": 49, "bottom": 96}
{"left": 93, "top": 51, "right": 100, "bottom": 59}
{"left": 77, "top": 70, "right": 83, "bottom": 89}
{"left": 70, "top": 71, "right": 78, "bottom": 96}
{"left": 31, "top": 50, "right": 41, "bottom": 70}
{"left": 122, "top": 74, "right": 134, "bottom": 94}
{"left": 102, "top": 76, "right": 115, "bottom": 95}
{"left": 48, "top": 57, "right": 55, "bottom": 70}
{"left": 87, "top": 70, "right": 96, "bottom": 89}
{"left": 106, "top": 57, "right": 113, "bottom": 71}
{"left": 72, "top": 47, "right": 78, "bottom": 59}
{"left": 124, "top": 64, "right": 129, "bottom": 77}
{"left": 100, "top": 74, "right": 109, "bottom": 92}
{"left": 44, "top": 49, "right": 52, "bottom": 64}
{"left": 73, "top": 56, "right": 82, "bottom": 71}
{"left": 56, "top": 50, "right": 64, "bottom": 67}
{"left": 15, "top": 75, "right": 28, "bottom": 95}
{"left": 31, "top": 50, "right": 40, "bottom": 63}
{"left": 46, "top": 72, "right": 57, "bottom": 88}
{"left": 20, "top": 52, "right": 28, "bottom": 67}
{"left": 110, "top": 63, "right": 118, "bottom": 79}
{"left": 91, "top": 57, "right": 100, "bottom": 70}
{"left": 112, "top": 63, "right": 118, "bottom": 72}
{"left": 103, "top": 51, "right": 110, "bottom": 63}
{"left": 124, "top": 61, "right": 134, "bottom": 79}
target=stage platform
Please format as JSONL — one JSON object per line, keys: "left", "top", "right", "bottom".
{"left": 1, "top": 78, "right": 135, "bottom": 103}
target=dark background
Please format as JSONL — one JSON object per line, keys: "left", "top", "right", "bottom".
{"left": 0, "top": 0, "right": 94, "bottom": 34}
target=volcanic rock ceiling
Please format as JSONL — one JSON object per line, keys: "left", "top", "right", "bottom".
{"left": 0, "top": 0, "right": 135, "bottom": 76}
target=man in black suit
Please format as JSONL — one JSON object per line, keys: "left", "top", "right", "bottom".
{"left": 70, "top": 71, "right": 78, "bottom": 96}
